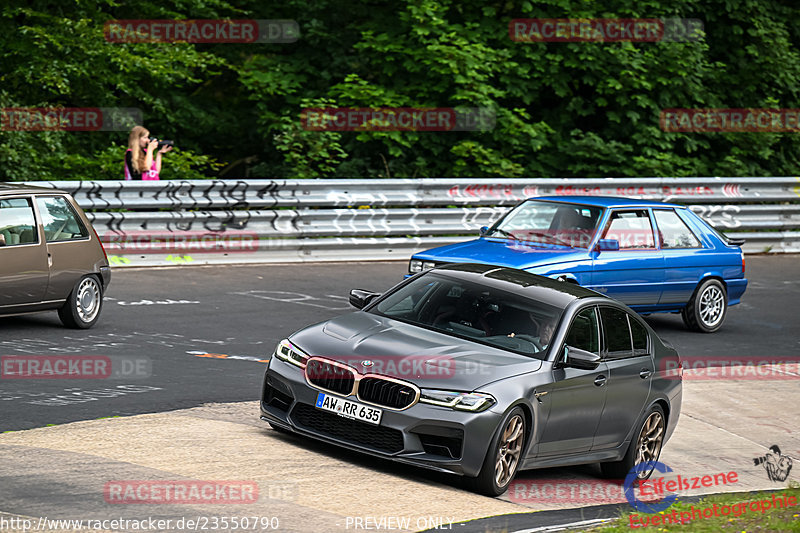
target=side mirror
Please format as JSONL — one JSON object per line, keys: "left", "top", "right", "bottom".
{"left": 479, "top": 226, "right": 489, "bottom": 236}
{"left": 563, "top": 345, "right": 601, "bottom": 370}
{"left": 596, "top": 238, "right": 619, "bottom": 252}
{"left": 349, "top": 289, "right": 381, "bottom": 310}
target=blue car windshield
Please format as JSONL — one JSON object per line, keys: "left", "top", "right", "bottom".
{"left": 371, "top": 273, "right": 562, "bottom": 359}
{"left": 487, "top": 200, "right": 603, "bottom": 249}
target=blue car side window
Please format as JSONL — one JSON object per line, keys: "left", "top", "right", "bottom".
{"left": 603, "top": 210, "right": 656, "bottom": 250}
{"left": 654, "top": 209, "right": 702, "bottom": 249}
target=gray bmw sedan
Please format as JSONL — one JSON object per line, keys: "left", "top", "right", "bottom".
{"left": 261, "top": 263, "right": 682, "bottom": 496}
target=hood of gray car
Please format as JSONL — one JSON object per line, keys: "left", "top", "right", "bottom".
{"left": 288, "top": 311, "right": 542, "bottom": 391}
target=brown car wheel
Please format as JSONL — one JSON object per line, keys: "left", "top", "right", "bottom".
{"left": 58, "top": 275, "right": 103, "bottom": 329}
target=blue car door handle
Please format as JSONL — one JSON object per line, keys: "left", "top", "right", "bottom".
{"left": 640, "top": 369, "right": 652, "bottom": 379}
{"left": 594, "top": 375, "right": 607, "bottom": 387}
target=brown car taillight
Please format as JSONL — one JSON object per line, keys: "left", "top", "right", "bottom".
{"left": 92, "top": 226, "right": 108, "bottom": 261}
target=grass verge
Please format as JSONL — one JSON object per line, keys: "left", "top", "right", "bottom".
{"left": 590, "top": 483, "right": 800, "bottom": 532}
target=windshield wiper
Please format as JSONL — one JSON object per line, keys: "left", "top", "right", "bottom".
{"left": 489, "top": 228, "right": 520, "bottom": 241}
{"left": 524, "top": 230, "right": 573, "bottom": 247}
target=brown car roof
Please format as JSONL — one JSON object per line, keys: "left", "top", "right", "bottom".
{"left": 0, "top": 182, "right": 67, "bottom": 196}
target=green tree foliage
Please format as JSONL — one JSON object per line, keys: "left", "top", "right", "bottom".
{"left": 1, "top": 0, "right": 799, "bottom": 180}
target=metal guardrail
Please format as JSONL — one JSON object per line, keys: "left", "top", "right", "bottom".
{"left": 30, "top": 177, "right": 800, "bottom": 208}
{"left": 24, "top": 178, "right": 800, "bottom": 266}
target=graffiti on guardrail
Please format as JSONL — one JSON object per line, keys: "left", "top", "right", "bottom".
{"left": 153, "top": 180, "right": 283, "bottom": 210}
{"left": 19, "top": 179, "right": 800, "bottom": 262}
{"left": 29, "top": 178, "right": 800, "bottom": 210}
{"left": 445, "top": 183, "right": 718, "bottom": 201}
{"left": 92, "top": 210, "right": 259, "bottom": 233}
{"left": 689, "top": 205, "right": 742, "bottom": 228}
{"left": 39, "top": 179, "right": 287, "bottom": 211}
{"left": 447, "top": 184, "right": 520, "bottom": 199}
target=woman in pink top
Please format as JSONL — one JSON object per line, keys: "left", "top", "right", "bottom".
{"left": 124, "top": 125, "right": 172, "bottom": 180}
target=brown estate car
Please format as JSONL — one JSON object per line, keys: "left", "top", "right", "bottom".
{"left": 0, "top": 183, "right": 110, "bottom": 328}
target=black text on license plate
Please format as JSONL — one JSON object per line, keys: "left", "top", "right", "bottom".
{"left": 315, "top": 393, "right": 382, "bottom": 425}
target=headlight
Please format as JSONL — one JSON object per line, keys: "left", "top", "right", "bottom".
{"left": 419, "top": 389, "right": 495, "bottom": 412}
{"left": 274, "top": 339, "right": 309, "bottom": 369}
{"left": 409, "top": 259, "right": 436, "bottom": 274}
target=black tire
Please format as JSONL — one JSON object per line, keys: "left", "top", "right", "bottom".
{"left": 58, "top": 276, "right": 103, "bottom": 329}
{"left": 467, "top": 406, "right": 526, "bottom": 496}
{"left": 601, "top": 404, "right": 666, "bottom": 480}
{"left": 681, "top": 279, "right": 727, "bottom": 333}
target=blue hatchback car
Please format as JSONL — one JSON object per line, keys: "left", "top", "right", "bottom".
{"left": 409, "top": 196, "right": 747, "bottom": 332}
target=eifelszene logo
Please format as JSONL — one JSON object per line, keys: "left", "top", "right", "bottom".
{"left": 624, "top": 461, "right": 677, "bottom": 513}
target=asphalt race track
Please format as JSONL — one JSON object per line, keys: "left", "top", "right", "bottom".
{"left": 2, "top": 257, "right": 798, "bottom": 431}
{"left": 0, "top": 257, "right": 798, "bottom": 532}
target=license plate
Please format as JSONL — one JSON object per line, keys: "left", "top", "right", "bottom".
{"left": 315, "top": 392, "right": 383, "bottom": 425}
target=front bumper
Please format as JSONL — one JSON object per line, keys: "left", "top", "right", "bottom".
{"left": 260, "top": 358, "right": 503, "bottom": 478}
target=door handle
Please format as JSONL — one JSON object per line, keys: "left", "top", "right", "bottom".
{"left": 47, "top": 252, "right": 52, "bottom": 268}
{"left": 640, "top": 369, "right": 652, "bottom": 379}
{"left": 594, "top": 375, "right": 607, "bottom": 387}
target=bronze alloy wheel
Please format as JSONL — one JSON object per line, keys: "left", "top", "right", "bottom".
{"left": 494, "top": 413, "right": 525, "bottom": 487}
{"left": 634, "top": 411, "right": 665, "bottom": 479}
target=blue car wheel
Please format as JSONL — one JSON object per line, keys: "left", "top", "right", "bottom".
{"left": 681, "top": 279, "right": 727, "bottom": 333}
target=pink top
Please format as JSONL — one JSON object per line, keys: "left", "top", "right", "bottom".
{"left": 124, "top": 148, "right": 160, "bottom": 181}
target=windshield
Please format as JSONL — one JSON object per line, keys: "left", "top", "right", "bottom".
{"left": 370, "top": 273, "right": 562, "bottom": 359}
{"left": 487, "top": 200, "right": 604, "bottom": 249}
